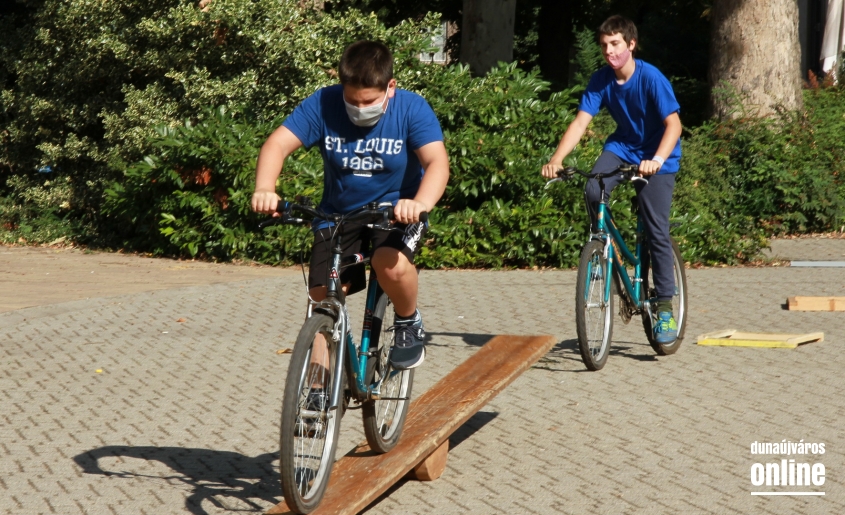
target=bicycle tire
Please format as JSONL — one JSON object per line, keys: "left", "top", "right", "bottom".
{"left": 575, "top": 239, "right": 614, "bottom": 371}
{"left": 362, "top": 293, "right": 414, "bottom": 453}
{"left": 641, "top": 238, "right": 688, "bottom": 355}
{"left": 280, "top": 313, "right": 343, "bottom": 514}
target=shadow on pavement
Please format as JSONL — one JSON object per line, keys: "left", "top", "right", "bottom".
{"left": 425, "top": 331, "right": 496, "bottom": 347}
{"left": 536, "top": 338, "right": 658, "bottom": 372}
{"left": 73, "top": 413, "right": 501, "bottom": 514}
{"left": 73, "top": 446, "right": 279, "bottom": 514}
{"left": 609, "top": 343, "right": 659, "bottom": 362}
{"left": 361, "top": 410, "right": 499, "bottom": 513}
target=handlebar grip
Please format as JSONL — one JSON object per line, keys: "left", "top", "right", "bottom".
{"left": 382, "top": 206, "right": 428, "bottom": 224}
{"left": 275, "top": 200, "right": 291, "bottom": 214}
{"left": 556, "top": 167, "right": 576, "bottom": 179}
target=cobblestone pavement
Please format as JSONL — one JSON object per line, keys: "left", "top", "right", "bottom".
{"left": 2, "top": 243, "right": 844, "bottom": 514}
{"left": 763, "top": 236, "right": 845, "bottom": 262}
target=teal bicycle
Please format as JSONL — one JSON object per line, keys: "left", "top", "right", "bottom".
{"left": 260, "top": 199, "right": 421, "bottom": 513}
{"left": 547, "top": 164, "right": 687, "bottom": 371}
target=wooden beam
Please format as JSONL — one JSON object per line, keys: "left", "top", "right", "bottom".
{"left": 788, "top": 296, "right": 845, "bottom": 311}
{"left": 409, "top": 440, "right": 449, "bottom": 481}
{"left": 266, "top": 334, "right": 555, "bottom": 515}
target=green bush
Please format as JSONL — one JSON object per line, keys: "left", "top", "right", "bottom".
{"left": 103, "top": 106, "right": 313, "bottom": 260}
{"left": 4, "top": 1, "right": 845, "bottom": 268}
{"left": 1, "top": 0, "right": 441, "bottom": 245}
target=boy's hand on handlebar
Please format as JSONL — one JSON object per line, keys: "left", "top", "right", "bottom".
{"left": 251, "top": 190, "right": 281, "bottom": 215}
{"left": 541, "top": 162, "right": 564, "bottom": 178}
{"left": 638, "top": 159, "right": 662, "bottom": 177}
{"left": 394, "top": 199, "right": 428, "bottom": 224}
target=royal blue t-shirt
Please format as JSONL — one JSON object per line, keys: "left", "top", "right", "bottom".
{"left": 282, "top": 85, "right": 444, "bottom": 218}
{"left": 579, "top": 60, "right": 681, "bottom": 173}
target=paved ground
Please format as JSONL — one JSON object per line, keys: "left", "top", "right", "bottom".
{"left": 2, "top": 239, "right": 845, "bottom": 515}
{"left": 0, "top": 246, "right": 295, "bottom": 312}
{"left": 763, "top": 235, "right": 845, "bottom": 261}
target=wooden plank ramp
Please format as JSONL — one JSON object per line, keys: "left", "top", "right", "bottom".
{"left": 696, "top": 329, "right": 824, "bottom": 348}
{"left": 266, "top": 334, "right": 555, "bottom": 515}
{"left": 788, "top": 296, "right": 845, "bottom": 311}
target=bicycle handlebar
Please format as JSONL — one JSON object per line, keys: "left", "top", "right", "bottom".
{"left": 258, "top": 201, "right": 428, "bottom": 229}
{"left": 559, "top": 163, "right": 638, "bottom": 180}
{"left": 545, "top": 163, "right": 644, "bottom": 188}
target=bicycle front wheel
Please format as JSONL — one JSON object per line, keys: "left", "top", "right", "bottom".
{"left": 641, "top": 238, "right": 688, "bottom": 355}
{"left": 362, "top": 292, "right": 414, "bottom": 453}
{"left": 575, "top": 239, "right": 614, "bottom": 371}
{"left": 280, "top": 313, "right": 343, "bottom": 514}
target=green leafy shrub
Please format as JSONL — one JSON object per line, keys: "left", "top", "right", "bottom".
{"left": 103, "top": 106, "right": 323, "bottom": 261}
{"left": 0, "top": 0, "right": 440, "bottom": 245}
{"left": 4, "top": 0, "right": 845, "bottom": 269}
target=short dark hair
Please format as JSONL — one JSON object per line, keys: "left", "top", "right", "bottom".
{"left": 338, "top": 41, "right": 393, "bottom": 89}
{"left": 598, "top": 15, "right": 638, "bottom": 46}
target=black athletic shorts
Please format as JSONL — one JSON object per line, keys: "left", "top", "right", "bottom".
{"left": 308, "top": 221, "right": 427, "bottom": 295}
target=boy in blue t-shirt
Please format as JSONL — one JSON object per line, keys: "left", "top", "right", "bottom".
{"left": 542, "top": 15, "right": 683, "bottom": 344}
{"left": 252, "top": 41, "right": 449, "bottom": 370}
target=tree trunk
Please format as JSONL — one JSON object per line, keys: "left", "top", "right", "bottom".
{"left": 709, "top": 0, "right": 803, "bottom": 118}
{"left": 538, "top": 0, "right": 573, "bottom": 86}
{"left": 460, "top": 0, "right": 517, "bottom": 76}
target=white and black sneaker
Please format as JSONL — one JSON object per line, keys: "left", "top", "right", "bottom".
{"left": 295, "top": 388, "right": 327, "bottom": 437}
{"left": 388, "top": 309, "right": 426, "bottom": 370}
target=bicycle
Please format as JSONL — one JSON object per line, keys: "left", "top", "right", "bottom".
{"left": 259, "top": 198, "right": 425, "bottom": 513}
{"left": 546, "top": 164, "right": 688, "bottom": 371}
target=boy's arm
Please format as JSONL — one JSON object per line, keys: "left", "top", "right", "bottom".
{"left": 542, "top": 110, "right": 594, "bottom": 178}
{"left": 251, "top": 125, "right": 304, "bottom": 214}
{"left": 394, "top": 141, "right": 449, "bottom": 224}
{"left": 639, "top": 112, "right": 681, "bottom": 176}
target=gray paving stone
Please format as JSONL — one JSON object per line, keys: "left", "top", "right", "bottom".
{"left": 0, "top": 259, "right": 843, "bottom": 514}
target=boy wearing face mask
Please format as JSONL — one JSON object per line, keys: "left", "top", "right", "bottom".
{"left": 541, "top": 15, "right": 683, "bottom": 344}
{"left": 252, "top": 41, "right": 449, "bottom": 370}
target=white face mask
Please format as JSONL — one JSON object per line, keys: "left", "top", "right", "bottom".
{"left": 344, "top": 89, "right": 389, "bottom": 127}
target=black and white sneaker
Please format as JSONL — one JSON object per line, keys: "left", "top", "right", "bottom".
{"left": 388, "top": 310, "right": 426, "bottom": 370}
{"left": 295, "top": 388, "right": 327, "bottom": 437}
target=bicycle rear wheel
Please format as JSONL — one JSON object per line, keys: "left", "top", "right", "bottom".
{"left": 641, "top": 238, "right": 688, "bottom": 355}
{"left": 280, "top": 313, "right": 343, "bottom": 514}
{"left": 575, "top": 239, "right": 614, "bottom": 371}
{"left": 362, "top": 292, "right": 414, "bottom": 453}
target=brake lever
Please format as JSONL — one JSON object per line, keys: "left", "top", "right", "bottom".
{"left": 544, "top": 177, "right": 564, "bottom": 189}
{"left": 257, "top": 216, "right": 282, "bottom": 229}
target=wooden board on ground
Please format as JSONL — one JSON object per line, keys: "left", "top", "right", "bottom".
{"left": 696, "top": 329, "right": 824, "bottom": 348}
{"left": 787, "top": 296, "right": 845, "bottom": 311}
{"left": 266, "top": 334, "right": 556, "bottom": 515}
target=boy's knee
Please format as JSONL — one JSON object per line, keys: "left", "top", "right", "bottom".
{"left": 372, "top": 248, "right": 414, "bottom": 283}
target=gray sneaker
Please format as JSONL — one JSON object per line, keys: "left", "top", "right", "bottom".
{"left": 389, "top": 311, "right": 425, "bottom": 370}
{"left": 295, "top": 388, "right": 327, "bottom": 437}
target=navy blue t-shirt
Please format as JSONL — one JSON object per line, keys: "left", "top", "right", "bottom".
{"left": 282, "top": 85, "right": 444, "bottom": 218}
{"left": 579, "top": 60, "right": 681, "bottom": 173}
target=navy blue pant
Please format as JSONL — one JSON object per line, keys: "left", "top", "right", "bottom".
{"left": 584, "top": 151, "right": 676, "bottom": 302}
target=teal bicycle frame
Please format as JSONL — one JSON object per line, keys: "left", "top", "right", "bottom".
{"left": 310, "top": 228, "right": 403, "bottom": 414}
{"left": 594, "top": 200, "right": 647, "bottom": 312}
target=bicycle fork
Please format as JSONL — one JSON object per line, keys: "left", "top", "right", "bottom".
{"left": 311, "top": 298, "right": 348, "bottom": 421}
